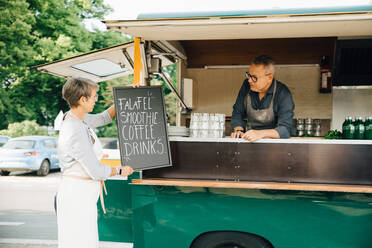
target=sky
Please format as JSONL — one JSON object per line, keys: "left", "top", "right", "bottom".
{"left": 86, "top": 0, "right": 371, "bottom": 31}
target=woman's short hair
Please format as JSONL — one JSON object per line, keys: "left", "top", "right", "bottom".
{"left": 62, "top": 77, "right": 99, "bottom": 108}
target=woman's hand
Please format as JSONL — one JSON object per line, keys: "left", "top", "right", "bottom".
{"left": 110, "top": 166, "right": 134, "bottom": 177}
{"left": 110, "top": 167, "right": 118, "bottom": 177}
{"left": 120, "top": 166, "right": 134, "bottom": 177}
{"left": 107, "top": 105, "right": 115, "bottom": 119}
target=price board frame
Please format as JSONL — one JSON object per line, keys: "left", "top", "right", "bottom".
{"left": 113, "top": 86, "right": 172, "bottom": 170}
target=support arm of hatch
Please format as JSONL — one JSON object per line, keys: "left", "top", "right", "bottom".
{"left": 158, "top": 71, "right": 191, "bottom": 113}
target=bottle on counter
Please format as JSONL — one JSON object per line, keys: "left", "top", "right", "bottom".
{"left": 365, "top": 117, "right": 372, "bottom": 140}
{"left": 313, "top": 119, "right": 322, "bottom": 137}
{"left": 304, "top": 118, "right": 313, "bottom": 136}
{"left": 319, "top": 56, "right": 332, "bottom": 93}
{"left": 296, "top": 118, "right": 304, "bottom": 137}
{"left": 342, "top": 117, "right": 355, "bottom": 139}
{"left": 354, "top": 117, "right": 365, "bottom": 139}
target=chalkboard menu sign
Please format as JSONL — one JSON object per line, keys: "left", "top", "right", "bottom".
{"left": 113, "top": 86, "right": 172, "bottom": 170}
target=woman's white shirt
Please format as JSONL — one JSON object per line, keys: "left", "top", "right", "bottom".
{"left": 58, "top": 111, "right": 113, "bottom": 180}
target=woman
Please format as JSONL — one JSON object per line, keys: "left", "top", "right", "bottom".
{"left": 57, "top": 77, "right": 133, "bottom": 248}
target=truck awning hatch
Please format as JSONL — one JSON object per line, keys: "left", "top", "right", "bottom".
{"left": 33, "top": 41, "right": 175, "bottom": 82}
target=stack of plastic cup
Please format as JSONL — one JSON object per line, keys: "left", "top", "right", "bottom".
{"left": 217, "top": 113, "right": 226, "bottom": 138}
{"left": 200, "top": 113, "right": 209, "bottom": 138}
{"left": 190, "top": 113, "right": 225, "bottom": 138}
{"left": 208, "top": 114, "right": 219, "bottom": 138}
{"left": 190, "top": 113, "right": 201, "bottom": 138}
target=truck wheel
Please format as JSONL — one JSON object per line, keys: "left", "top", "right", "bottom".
{"left": 0, "top": 171, "right": 10, "bottom": 176}
{"left": 37, "top": 160, "right": 50, "bottom": 176}
{"left": 191, "top": 232, "right": 273, "bottom": 248}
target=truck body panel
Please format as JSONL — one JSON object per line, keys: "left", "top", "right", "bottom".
{"left": 99, "top": 180, "right": 372, "bottom": 248}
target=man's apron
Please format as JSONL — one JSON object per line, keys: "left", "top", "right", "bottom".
{"left": 244, "top": 80, "right": 277, "bottom": 131}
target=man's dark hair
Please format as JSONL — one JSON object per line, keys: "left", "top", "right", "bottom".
{"left": 252, "top": 55, "right": 275, "bottom": 73}
{"left": 252, "top": 55, "right": 275, "bottom": 66}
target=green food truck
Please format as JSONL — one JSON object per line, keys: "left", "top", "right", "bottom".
{"left": 35, "top": 5, "right": 372, "bottom": 248}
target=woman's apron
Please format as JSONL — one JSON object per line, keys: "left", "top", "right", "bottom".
{"left": 57, "top": 121, "right": 105, "bottom": 248}
{"left": 245, "top": 80, "right": 277, "bottom": 131}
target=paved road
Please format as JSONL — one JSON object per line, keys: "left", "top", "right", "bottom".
{"left": 0, "top": 171, "right": 59, "bottom": 247}
{"left": 0, "top": 210, "right": 57, "bottom": 240}
{"left": 0, "top": 244, "right": 56, "bottom": 248}
{"left": 0, "top": 171, "right": 60, "bottom": 212}
{"left": 0, "top": 171, "right": 132, "bottom": 248}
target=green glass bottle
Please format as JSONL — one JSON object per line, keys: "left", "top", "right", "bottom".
{"left": 354, "top": 117, "right": 365, "bottom": 139}
{"left": 342, "top": 117, "right": 355, "bottom": 139}
{"left": 365, "top": 117, "right": 372, "bottom": 140}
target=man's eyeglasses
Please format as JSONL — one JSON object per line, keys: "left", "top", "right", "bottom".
{"left": 245, "top": 72, "right": 258, "bottom": 83}
{"left": 245, "top": 72, "right": 272, "bottom": 83}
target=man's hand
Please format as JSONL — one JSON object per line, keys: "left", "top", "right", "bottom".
{"left": 241, "top": 130, "right": 264, "bottom": 142}
{"left": 231, "top": 130, "right": 244, "bottom": 138}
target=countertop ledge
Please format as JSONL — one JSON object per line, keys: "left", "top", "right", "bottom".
{"left": 132, "top": 178, "right": 372, "bottom": 193}
{"left": 168, "top": 136, "right": 372, "bottom": 145}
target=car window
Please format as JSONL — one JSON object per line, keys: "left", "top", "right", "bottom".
{"left": 43, "top": 139, "right": 57, "bottom": 148}
{"left": 101, "top": 140, "right": 117, "bottom": 149}
{"left": 108, "top": 140, "right": 118, "bottom": 149}
{"left": 4, "top": 140, "right": 35, "bottom": 149}
{"left": 0, "top": 137, "right": 8, "bottom": 147}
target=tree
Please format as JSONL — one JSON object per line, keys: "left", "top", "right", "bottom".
{"left": 0, "top": 0, "right": 36, "bottom": 87}
{"left": 0, "top": 0, "right": 179, "bottom": 134}
{"left": 0, "top": 0, "right": 130, "bottom": 129}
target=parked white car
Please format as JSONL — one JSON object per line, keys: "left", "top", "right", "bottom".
{"left": 0, "top": 135, "right": 10, "bottom": 147}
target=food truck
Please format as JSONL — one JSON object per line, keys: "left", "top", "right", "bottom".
{"left": 35, "top": 5, "right": 372, "bottom": 248}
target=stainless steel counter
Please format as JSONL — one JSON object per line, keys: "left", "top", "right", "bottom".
{"left": 145, "top": 137, "right": 372, "bottom": 185}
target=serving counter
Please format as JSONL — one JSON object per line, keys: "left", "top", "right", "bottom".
{"left": 140, "top": 137, "right": 372, "bottom": 190}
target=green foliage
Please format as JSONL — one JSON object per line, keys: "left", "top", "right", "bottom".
{"left": 150, "top": 64, "right": 178, "bottom": 125}
{"left": 0, "top": 0, "right": 36, "bottom": 86}
{"left": 0, "top": 0, "right": 130, "bottom": 130}
{"left": 153, "top": 63, "right": 178, "bottom": 95}
{"left": 97, "top": 121, "right": 118, "bottom": 138}
{"left": 162, "top": 64, "right": 178, "bottom": 125}
{"left": 164, "top": 92, "right": 177, "bottom": 125}
{"left": 0, "top": 0, "right": 178, "bottom": 137}
{"left": 0, "top": 120, "right": 47, "bottom": 138}
{"left": 95, "top": 76, "right": 132, "bottom": 137}
{"left": 151, "top": 77, "right": 178, "bottom": 125}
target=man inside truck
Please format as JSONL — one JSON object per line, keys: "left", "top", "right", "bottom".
{"left": 230, "top": 55, "right": 294, "bottom": 142}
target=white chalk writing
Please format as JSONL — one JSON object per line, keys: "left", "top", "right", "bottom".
{"left": 118, "top": 90, "right": 165, "bottom": 158}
